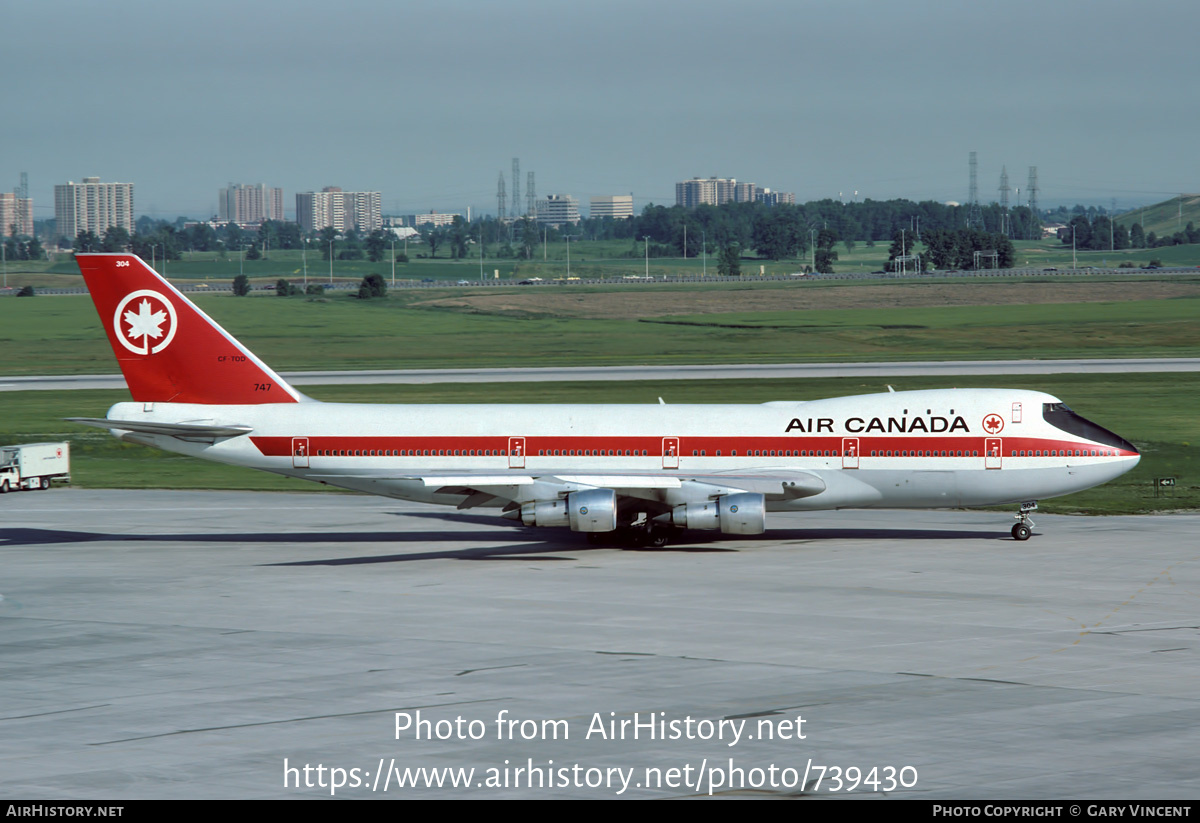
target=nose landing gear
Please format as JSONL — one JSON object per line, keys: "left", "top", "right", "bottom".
{"left": 1012, "top": 501, "right": 1037, "bottom": 541}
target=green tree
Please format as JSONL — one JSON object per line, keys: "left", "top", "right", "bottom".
{"left": 751, "top": 208, "right": 802, "bottom": 260}
{"left": 276, "top": 278, "right": 291, "bottom": 296}
{"left": 74, "top": 230, "right": 101, "bottom": 253}
{"left": 1130, "top": 223, "right": 1145, "bottom": 248}
{"left": 246, "top": 243, "right": 262, "bottom": 260}
{"left": 448, "top": 216, "right": 469, "bottom": 259}
{"left": 717, "top": 243, "right": 741, "bottom": 276}
{"left": 357, "top": 273, "right": 386, "bottom": 299}
{"left": 427, "top": 227, "right": 446, "bottom": 259}
{"left": 232, "top": 274, "right": 250, "bottom": 296}
{"left": 814, "top": 248, "right": 838, "bottom": 273}
{"left": 519, "top": 217, "right": 539, "bottom": 260}
{"left": 101, "top": 226, "right": 130, "bottom": 252}
{"left": 319, "top": 226, "right": 338, "bottom": 260}
{"left": 365, "top": 229, "right": 390, "bottom": 263}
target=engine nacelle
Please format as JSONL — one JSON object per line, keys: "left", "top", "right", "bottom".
{"left": 668, "top": 492, "right": 766, "bottom": 534}
{"left": 521, "top": 488, "right": 617, "bottom": 532}
{"left": 521, "top": 498, "right": 569, "bottom": 528}
{"left": 567, "top": 488, "right": 618, "bottom": 533}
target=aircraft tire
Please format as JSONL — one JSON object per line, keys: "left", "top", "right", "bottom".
{"left": 1011, "top": 523, "right": 1032, "bottom": 541}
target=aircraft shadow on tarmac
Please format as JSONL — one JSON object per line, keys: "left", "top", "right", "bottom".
{"left": 0, "top": 519, "right": 1009, "bottom": 566}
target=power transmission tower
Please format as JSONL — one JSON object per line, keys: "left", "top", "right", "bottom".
{"left": 967, "top": 152, "right": 984, "bottom": 231}
{"left": 526, "top": 171, "right": 536, "bottom": 217}
{"left": 496, "top": 172, "right": 507, "bottom": 221}
{"left": 998, "top": 166, "right": 1011, "bottom": 237}
{"left": 511, "top": 158, "right": 521, "bottom": 218}
{"left": 1026, "top": 167, "right": 1040, "bottom": 240}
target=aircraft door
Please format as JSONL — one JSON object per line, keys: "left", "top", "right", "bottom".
{"left": 509, "top": 437, "right": 525, "bottom": 469}
{"left": 842, "top": 438, "right": 859, "bottom": 469}
{"left": 1012, "top": 402, "right": 1023, "bottom": 424}
{"left": 291, "top": 437, "right": 309, "bottom": 468}
{"left": 662, "top": 437, "right": 679, "bottom": 469}
{"left": 985, "top": 438, "right": 1002, "bottom": 469}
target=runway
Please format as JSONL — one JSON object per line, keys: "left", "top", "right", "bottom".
{"left": 5, "top": 357, "right": 1200, "bottom": 391}
{"left": 3, "top": 490, "right": 1198, "bottom": 798}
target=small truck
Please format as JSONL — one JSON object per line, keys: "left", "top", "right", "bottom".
{"left": 0, "top": 442, "right": 71, "bottom": 492}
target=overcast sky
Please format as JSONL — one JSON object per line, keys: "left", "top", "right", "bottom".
{"left": 4, "top": 0, "right": 1197, "bottom": 220}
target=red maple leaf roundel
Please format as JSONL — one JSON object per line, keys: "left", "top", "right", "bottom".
{"left": 113, "top": 289, "right": 178, "bottom": 355}
{"left": 982, "top": 413, "right": 1004, "bottom": 434}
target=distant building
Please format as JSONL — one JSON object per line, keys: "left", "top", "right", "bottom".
{"left": 734, "top": 182, "right": 760, "bottom": 203}
{"left": 0, "top": 192, "right": 34, "bottom": 237}
{"left": 675, "top": 177, "right": 736, "bottom": 208}
{"left": 757, "top": 188, "right": 795, "bottom": 206}
{"left": 410, "top": 211, "right": 461, "bottom": 228}
{"left": 676, "top": 176, "right": 794, "bottom": 208}
{"left": 218, "top": 183, "right": 284, "bottom": 226}
{"left": 54, "top": 177, "right": 134, "bottom": 240}
{"left": 296, "top": 187, "right": 382, "bottom": 233}
{"left": 535, "top": 194, "right": 580, "bottom": 227}
{"left": 589, "top": 195, "right": 634, "bottom": 220}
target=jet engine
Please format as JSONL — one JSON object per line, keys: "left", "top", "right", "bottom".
{"left": 664, "top": 492, "right": 765, "bottom": 534}
{"left": 521, "top": 488, "right": 617, "bottom": 532}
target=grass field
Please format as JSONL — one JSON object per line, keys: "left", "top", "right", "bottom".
{"left": 3, "top": 276, "right": 1199, "bottom": 375}
{"left": 2, "top": 373, "right": 1194, "bottom": 515}
{"left": 1116, "top": 194, "right": 1200, "bottom": 239}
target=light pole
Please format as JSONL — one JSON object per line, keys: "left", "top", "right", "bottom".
{"left": 391, "top": 239, "right": 396, "bottom": 288}
{"left": 329, "top": 239, "right": 334, "bottom": 285}
{"left": 478, "top": 226, "right": 484, "bottom": 281}
{"left": 643, "top": 236, "right": 650, "bottom": 279}
{"left": 565, "top": 235, "right": 576, "bottom": 278}
{"left": 701, "top": 228, "right": 706, "bottom": 278}
{"left": 809, "top": 228, "right": 818, "bottom": 272}
{"left": 302, "top": 238, "right": 307, "bottom": 287}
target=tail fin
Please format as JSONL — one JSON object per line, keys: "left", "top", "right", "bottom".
{"left": 76, "top": 253, "right": 303, "bottom": 404}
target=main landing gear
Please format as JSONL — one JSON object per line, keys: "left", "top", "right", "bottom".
{"left": 1011, "top": 501, "right": 1037, "bottom": 541}
{"left": 585, "top": 521, "right": 676, "bottom": 549}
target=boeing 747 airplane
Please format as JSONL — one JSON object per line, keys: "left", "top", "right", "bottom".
{"left": 68, "top": 253, "right": 1139, "bottom": 545}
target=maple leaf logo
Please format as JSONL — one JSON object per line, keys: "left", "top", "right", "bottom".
{"left": 113, "top": 289, "right": 178, "bottom": 355}
{"left": 124, "top": 299, "right": 167, "bottom": 347}
{"left": 982, "top": 414, "right": 1004, "bottom": 434}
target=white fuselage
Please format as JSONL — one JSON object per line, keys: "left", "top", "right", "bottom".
{"left": 105, "top": 387, "right": 1138, "bottom": 513}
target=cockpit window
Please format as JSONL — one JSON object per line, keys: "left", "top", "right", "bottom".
{"left": 1042, "top": 403, "right": 1136, "bottom": 453}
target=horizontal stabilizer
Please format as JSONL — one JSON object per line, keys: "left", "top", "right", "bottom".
{"left": 66, "top": 417, "right": 253, "bottom": 441}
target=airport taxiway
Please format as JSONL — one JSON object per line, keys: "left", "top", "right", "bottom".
{"left": 5, "top": 357, "right": 1200, "bottom": 392}
{"left": 2, "top": 490, "right": 1198, "bottom": 799}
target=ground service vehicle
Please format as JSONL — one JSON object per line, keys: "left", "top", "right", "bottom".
{"left": 0, "top": 442, "right": 70, "bottom": 492}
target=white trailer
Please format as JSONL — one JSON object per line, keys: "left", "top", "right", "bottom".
{"left": 0, "top": 442, "right": 71, "bottom": 492}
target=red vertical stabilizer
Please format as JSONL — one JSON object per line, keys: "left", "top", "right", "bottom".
{"left": 76, "top": 253, "right": 302, "bottom": 404}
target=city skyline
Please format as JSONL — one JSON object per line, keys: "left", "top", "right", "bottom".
{"left": 4, "top": 0, "right": 1197, "bottom": 222}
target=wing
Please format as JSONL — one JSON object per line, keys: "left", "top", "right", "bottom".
{"left": 305, "top": 468, "right": 827, "bottom": 510}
